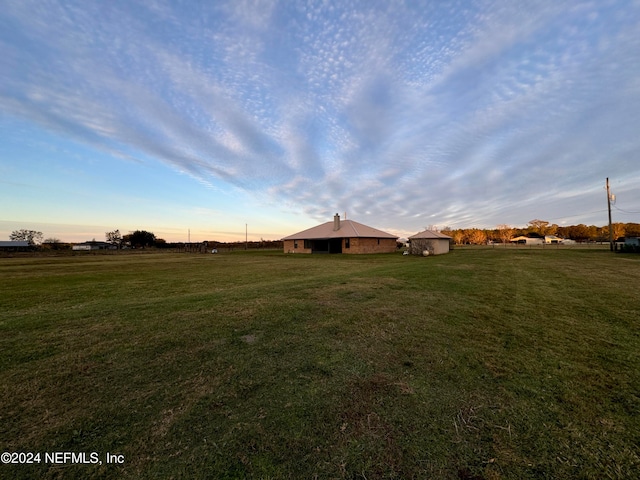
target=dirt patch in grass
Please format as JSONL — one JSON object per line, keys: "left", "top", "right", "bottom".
{"left": 240, "top": 333, "right": 259, "bottom": 344}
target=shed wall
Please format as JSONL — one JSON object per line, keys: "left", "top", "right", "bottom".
{"left": 408, "top": 238, "right": 450, "bottom": 255}
{"left": 432, "top": 239, "right": 450, "bottom": 255}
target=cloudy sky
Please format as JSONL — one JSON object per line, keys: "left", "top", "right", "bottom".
{"left": 1, "top": 0, "right": 639, "bottom": 242}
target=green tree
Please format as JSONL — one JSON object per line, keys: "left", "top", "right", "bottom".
{"left": 10, "top": 229, "right": 43, "bottom": 245}
{"left": 127, "top": 230, "right": 156, "bottom": 248}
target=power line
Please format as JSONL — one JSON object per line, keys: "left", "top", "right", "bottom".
{"left": 613, "top": 205, "right": 640, "bottom": 215}
{"left": 545, "top": 209, "right": 607, "bottom": 222}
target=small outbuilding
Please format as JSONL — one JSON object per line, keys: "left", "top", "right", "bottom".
{"left": 407, "top": 230, "right": 452, "bottom": 255}
{"left": 625, "top": 236, "right": 640, "bottom": 247}
{"left": 282, "top": 214, "right": 397, "bottom": 254}
{"left": 544, "top": 235, "right": 563, "bottom": 244}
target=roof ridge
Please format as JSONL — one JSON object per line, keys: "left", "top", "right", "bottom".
{"left": 348, "top": 219, "right": 360, "bottom": 236}
{"left": 282, "top": 218, "right": 397, "bottom": 240}
{"left": 409, "top": 229, "right": 452, "bottom": 240}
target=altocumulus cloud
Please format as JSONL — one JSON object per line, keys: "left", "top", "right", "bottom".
{"left": 1, "top": 0, "right": 639, "bottom": 232}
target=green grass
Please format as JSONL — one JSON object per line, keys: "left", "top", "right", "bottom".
{"left": 1, "top": 248, "right": 639, "bottom": 479}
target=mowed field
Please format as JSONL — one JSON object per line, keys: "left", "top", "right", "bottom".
{"left": 1, "top": 247, "right": 638, "bottom": 479}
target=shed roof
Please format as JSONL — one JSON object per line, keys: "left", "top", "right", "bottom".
{"left": 408, "top": 230, "right": 452, "bottom": 240}
{"left": 282, "top": 219, "right": 397, "bottom": 240}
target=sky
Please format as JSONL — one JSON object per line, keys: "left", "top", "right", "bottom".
{"left": 1, "top": 0, "right": 640, "bottom": 243}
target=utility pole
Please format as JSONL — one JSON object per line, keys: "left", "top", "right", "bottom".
{"left": 606, "top": 177, "right": 613, "bottom": 251}
{"left": 245, "top": 223, "right": 248, "bottom": 250}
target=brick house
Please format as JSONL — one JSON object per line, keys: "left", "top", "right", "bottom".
{"left": 282, "top": 214, "right": 398, "bottom": 254}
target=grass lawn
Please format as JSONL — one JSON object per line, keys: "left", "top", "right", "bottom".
{"left": 1, "top": 247, "right": 639, "bottom": 479}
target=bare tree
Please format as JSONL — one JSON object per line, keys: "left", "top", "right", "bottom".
{"left": 106, "top": 229, "right": 123, "bottom": 248}
{"left": 408, "top": 239, "right": 436, "bottom": 255}
{"left": 10, "top": 229, "right": 43, "bottom": 245}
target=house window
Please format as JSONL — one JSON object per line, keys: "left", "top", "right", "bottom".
{"left": 304, "top": 240, "right": 311, "bottom": 249}
{"left": 294, "top": 241, "right": 298, "bottom": 249}
{"left": 345, "top": 238, "right": 350, "bottom": 249}
{"left": 377, "top": 239, "right": 380, "bottom": 245}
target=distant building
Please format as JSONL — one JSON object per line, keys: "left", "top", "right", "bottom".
{"left": 510, "top": 236, "right": 543, "bottom": 245}
{"left": 625, "top": 237, "right": 640, "bottom": 247}
{"left": 544, "top": 235, "right": 563, "bottom": 244}
{"left": 0, "top": 241, "right": 30, "bottom": 252}
{"left": 72, "top": 241, "right": 117, "bottom": 251}
{"left": 511, "top": 235, "right": 567, "bottom": 245}
{"left": 282, "top": 214, "right": 397, "bottom": 254}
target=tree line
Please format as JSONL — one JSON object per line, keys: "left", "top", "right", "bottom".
{"left": 9, "top": 219, "right": 639, "bottom": 250}
{"left": 8, "top": 228, "right": 283, "bottom": 250}
{"left": 7, "top": 229, "right": 164, "bottom": 249}
{"left": 104, "top": 230, "right": 283, "bottom": 250}
{"left": 440, "top": 220, "right": 640, "bottom": 245}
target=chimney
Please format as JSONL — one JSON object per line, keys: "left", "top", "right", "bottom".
{"left": 333, "top": 213, "right": 340, "bottom": 231}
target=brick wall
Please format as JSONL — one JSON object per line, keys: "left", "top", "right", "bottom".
{"left": 345, "top": 237, "right": 397, "bottom": 254}
{"left": 283, "top": 239, "right": 312, "bottom": 254}
{"left": 284, "top": 237, "right": 397, "bottom": 254}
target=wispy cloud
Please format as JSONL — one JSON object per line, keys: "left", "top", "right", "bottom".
{"left": 1, "top": 0, "right": 639, "bottom": 234}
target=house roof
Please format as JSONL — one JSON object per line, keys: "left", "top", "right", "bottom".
{"left": 282, "top": 219, "right": 397, "bottom": 240}
{"left": 408, "top": 230, "right": 452, "bottom": 240}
